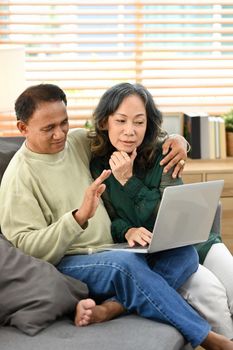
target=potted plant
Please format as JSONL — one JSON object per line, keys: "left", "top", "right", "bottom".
{"left": 84, "top": 120, "right": 96, "bottom": 138}
{"left": 223, "top": 109, "right": 233, "bottom": 156}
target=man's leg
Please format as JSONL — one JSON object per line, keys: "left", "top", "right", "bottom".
{"left": 75, "top": 299, "right": 125, "bottom": 327}
{"left": 57, "top": 251, "right": 210, "bottom": 348}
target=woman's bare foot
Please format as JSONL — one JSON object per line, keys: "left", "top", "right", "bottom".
{"left": 75, "top": 299, "right": 125, "bottom": 327}
{"left": 201, "top": 331, "right": 233, "bottom": 350}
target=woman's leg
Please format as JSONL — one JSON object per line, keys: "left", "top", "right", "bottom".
{"left": 204, "top": 242, "right": 233, "bottom": 313}
{"left": 146, "top": 245, "right": 199, "bottom": 290}
{"left": 148, "top": 244, "right": 233, "bottom": 338}
{"left": 57, "top": 251, "right": 210, "bottom": 348}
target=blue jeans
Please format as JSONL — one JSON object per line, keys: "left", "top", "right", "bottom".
{"left": 57, "top": 245, "right": 210, "bottom": 348}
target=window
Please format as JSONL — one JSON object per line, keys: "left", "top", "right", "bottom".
{"left": 1, "top": 0, "right": 233, "bottom": 134}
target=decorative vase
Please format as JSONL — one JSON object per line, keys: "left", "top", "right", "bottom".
{"left": 226, "top": 132, "right": 233, "bottom": 157}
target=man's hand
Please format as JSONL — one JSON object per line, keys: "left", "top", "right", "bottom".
{"left": 109, "top": 149, "right": 137, "bottom": 186}
{"left": 74, "top": 169, "right": 111, "bottom": 227}
{"left": 125, "top": 227, "right": 152, "bottom": 247}
{"left": 160, "top": 135, "right": 188, "bottom": 179}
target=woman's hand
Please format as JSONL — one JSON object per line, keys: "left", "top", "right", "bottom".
{"left": 74, "top": 169, "right": 111, "bottom": 227}
{"left": 125, "top": 227, "right": 152, "bottom": 247}
{"left": 109, "top": 149, "right": 137, "bottom": 185}
{"left": 160, "top": 135, "right": 188, "bottom": 178}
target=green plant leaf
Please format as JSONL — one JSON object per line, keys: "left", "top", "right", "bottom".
{"left": 222, "top": 109, "right": 233, "bottom": 132}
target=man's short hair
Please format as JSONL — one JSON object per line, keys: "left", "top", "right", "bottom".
{"left": 15, "top": 84, "right": 67, "bottom": 123}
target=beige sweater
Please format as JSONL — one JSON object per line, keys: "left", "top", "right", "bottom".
{"left": 0, "top": 129, "right": 113, "bottom": 264}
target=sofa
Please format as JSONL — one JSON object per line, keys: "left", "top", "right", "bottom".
{"left": 0, "top": 136, "right": 221, "bottom": 350}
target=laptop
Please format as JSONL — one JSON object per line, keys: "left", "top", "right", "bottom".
{"left": 96, "top": 180, "right": 224, "bottom": 254}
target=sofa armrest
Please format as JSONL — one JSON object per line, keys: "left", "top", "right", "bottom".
{"left": 0, "top": 136, "right": 24, "bottom": 184}
{"left": 194, "top": 202, "right": 222, "bottom": 264}
{"left": 211, "top": 202, "right": 222, "bottom": 235}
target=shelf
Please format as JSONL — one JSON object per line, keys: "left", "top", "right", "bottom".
{"left": 183, "top": 157, "right": 233, "bottom": 253}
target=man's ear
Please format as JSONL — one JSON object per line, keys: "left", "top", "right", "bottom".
{"left": 17, "top": 120, "right": 28, "bottom": 136}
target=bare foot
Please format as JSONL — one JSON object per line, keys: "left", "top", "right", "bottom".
{"left": 75, "top": 299, "right": 96, "bottom": 326}
{"left": 201, "top": 331, "right": 233, "bottom": 350}
{"left": 75, "top": 299, "right": 125, "bottom": 327}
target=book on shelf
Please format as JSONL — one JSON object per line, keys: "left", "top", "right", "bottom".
{"left": 200, "top": 114, "right": 211, "bottom": 159}
{"left": 183, "top": 112, "right": 226, "bottom": 159}
{"left": 218, "top": 117, "right": 227, "bottom": 159}
{"left": 208, "top": 116, "right": 216, "bottom": 159}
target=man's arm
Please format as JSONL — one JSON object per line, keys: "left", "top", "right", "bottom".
{"left": 1, "top": 168, "right": 111, "bottom": 265}
{"left": 160, "top": 134, "right": 190, "bottom": 179}
{"left": 73, "top": 169, "right": 111, "bottom": 226}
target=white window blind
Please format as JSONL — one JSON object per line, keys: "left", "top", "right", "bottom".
{"left": 0, "top": 0, "right": 233, "bottom": 133}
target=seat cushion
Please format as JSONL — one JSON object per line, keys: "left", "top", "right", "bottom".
{"left": 0, "top": 315, "right": 193, "bottom": 350}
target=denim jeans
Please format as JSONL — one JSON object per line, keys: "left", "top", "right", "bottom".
{"left": 57, "top": 245, "right": 210, "bottom": 348}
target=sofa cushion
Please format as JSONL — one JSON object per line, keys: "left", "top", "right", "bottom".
{"left": 0, "top": 315, "right": 193, "bottom": 350}
{"left": 0, "top": 235, "right": 88, "bottom": 335}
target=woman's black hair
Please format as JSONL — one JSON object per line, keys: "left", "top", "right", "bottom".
{"left": 91, "top": 82, "right": 164, "bottom": 170}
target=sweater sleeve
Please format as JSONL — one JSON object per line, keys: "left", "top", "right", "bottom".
{"left": 0, "top": 177, "right": 84, "bottom": 265}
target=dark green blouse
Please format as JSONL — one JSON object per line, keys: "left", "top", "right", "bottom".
{"left": 90, "top": 151, "right": 221, "bottom": 264}
{"left": 91, "top": 151, "right": 167, "bottom": 242}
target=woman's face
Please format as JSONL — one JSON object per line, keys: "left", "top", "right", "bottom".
{"left": 105, "top": 94, "right": 147, "bottom": 154}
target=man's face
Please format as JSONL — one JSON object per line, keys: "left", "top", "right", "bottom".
{"left": 18, "top": 100, "right": 69, "bottom": 154}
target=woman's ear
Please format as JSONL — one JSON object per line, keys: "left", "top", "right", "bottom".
{"left": 17, "top": 120, "right": 28, "bottom": 136}
{"left": 99, "top": 120, "right": 108, "bottom": 130}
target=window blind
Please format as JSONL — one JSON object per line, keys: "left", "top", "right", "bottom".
{"left": 0, "top": 0, "right": 233, "bottom": 134}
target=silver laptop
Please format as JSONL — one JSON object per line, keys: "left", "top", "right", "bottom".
{"left": 97, "top": 180, "right": 224, "bottom": 254}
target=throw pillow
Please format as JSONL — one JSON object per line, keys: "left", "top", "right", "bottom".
{"left": 0, "top": 235, "right": 88, "bottom": 335}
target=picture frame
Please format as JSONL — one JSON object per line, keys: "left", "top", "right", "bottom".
{"left": 162, "top": 112, "right": 184, "bottom": 136}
